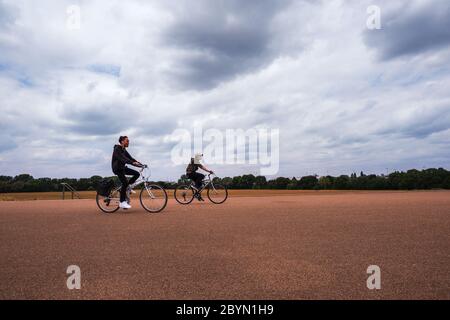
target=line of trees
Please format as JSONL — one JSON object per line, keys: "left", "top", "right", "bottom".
{"left": 209, "top": 168, "right": 450, "bottom": 190}
{"left": 1, "top": 168, "right": 450, "bottom": 193}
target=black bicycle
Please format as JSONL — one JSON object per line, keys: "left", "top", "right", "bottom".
{"left": 174, "top": 173, "right": 228, "bottom": 205}
{"left": 96, "top": 165, "right": 168, "bottom": 213}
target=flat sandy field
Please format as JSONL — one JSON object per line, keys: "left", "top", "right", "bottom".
{"left": 0, "top": 189, "right": 391, "bottom": 201}
{"left": 0, "top": 190, "right": 449, "bottom": 299}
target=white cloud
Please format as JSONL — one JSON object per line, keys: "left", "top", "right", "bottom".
{"left": 0, "top": 0, "right": 449, "bottom": 180}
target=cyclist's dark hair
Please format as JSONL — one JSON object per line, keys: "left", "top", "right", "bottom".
{"left": 119, "top": 136, "right": 128, "bottom": 143}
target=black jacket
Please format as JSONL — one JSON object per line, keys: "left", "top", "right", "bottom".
{"left": 186, "top": 159, "right": 199, "bottom": 175}
{"left": 111, "top": 145, "right": 136, "bottom": 173}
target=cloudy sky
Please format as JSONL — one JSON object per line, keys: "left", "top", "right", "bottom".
{"left": 1, "top": 0, "right": 449, "bottom": 180}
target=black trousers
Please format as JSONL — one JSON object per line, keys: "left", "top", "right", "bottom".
{"left": 114, "top": 167, "right": 140, "bottom": 202}
{"left": 188, "top": 172, "right": 205, "bottom": 190}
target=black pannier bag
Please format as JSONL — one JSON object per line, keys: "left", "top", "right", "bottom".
{"left": 97, "top": 179, "right": 115, "bottom": 196}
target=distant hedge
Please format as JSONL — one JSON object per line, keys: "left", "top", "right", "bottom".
{"left": 1, "top": 168, "right": 449, "bottom": 193}
{"left": 205, "top": 168, "right": 450, "bottom": 190}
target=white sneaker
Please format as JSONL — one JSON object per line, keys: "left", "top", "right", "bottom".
{"left": 119, "top": 201, "right": 131, "bottom": 209}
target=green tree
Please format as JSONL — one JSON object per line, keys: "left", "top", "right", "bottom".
{"left": 334, "top": 175, "right": 350, "bottom": 189}
{"left": 268, "top": 177, "right": 291, "bottom": 189}
{"left": 239, "top": 174, "right": 256, "bottom": 189}
{"left": 253, "top": 176, "right": 267, "bottom": 189}
{"left": 221, "top": 177, "right": 233, "bottom": 187}
{"left": 297, "top": 176, "right": 318, "bottom": 190}
{"left": 318, "top": 176, "right": 333, "bottom": 189}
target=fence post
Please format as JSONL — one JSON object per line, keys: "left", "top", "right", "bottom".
{"left": 61, "top": 182, "right": 81, "bottom": 200}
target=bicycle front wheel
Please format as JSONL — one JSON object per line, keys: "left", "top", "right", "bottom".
{"left": 174, "top": 184, "right": 195, "bottom": 204}
{"left": 207, "top": 183, "right": 228, "bottom": 204}
{"left": 139, "top": 184, "right": 168, "bottom": 213}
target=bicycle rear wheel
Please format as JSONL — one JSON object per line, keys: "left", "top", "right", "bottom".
{"left": 207, "top": 183, "right": 228, "bottom": 204}
{"left": 174, "top": 184, "right": 195, "bottom": 204}
{"left": 139, "top": 184, "right": 168, "bottom": 213}
{"left": 96, "top": 188, "right": 120, "bottom": 213}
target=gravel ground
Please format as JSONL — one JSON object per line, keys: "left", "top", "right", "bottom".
{"left": 0, "top": 191, "right": 449, "bottom": 299}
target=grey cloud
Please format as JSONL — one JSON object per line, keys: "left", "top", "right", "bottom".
{"left": 135, "top": 119, "right": 177, "bottom": 137}
{"left": 0, "top": 137, "right": 17, "bottom": 153}
{"left": 0, "top": 1, "right": 18, "bottom": 68}
{"left": 364, "top": 1, "right": 450, "bottom": 60}
{"left": 62, "top": 106, "right": 133, "bottom": 136}
{"left": 61, "top": 104, "right": 177, "bottom": 139}
{"left": 139, "top": 139, "right": 177, "bottom": 155}
{"left": 1, "top": 1, "right": 450, "bottom": 180}
{"left": 162, "top": 0, "right": 294, "bottom": 90}
{"left": 0, "top": 0, "right": 17, "bottom": 28}
{"left": 87, "top": 64, "right": 121, "bottom": 77}
{"left": 377, "top": 104, "right": 450, "bottom": 139}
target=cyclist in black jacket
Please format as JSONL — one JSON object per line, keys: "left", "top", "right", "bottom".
{"left": 186, "top": 153, "right": 214, "bottom": 201}
{"left": 112, "top": 136, "right": 143, "bottom": 209}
